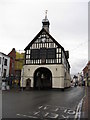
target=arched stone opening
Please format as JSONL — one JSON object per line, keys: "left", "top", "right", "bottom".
{"left": 34, "top": 67, "right": 52, "bottom": 89}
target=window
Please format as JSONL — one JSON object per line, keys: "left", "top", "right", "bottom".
{"left": 4, "top": 59, "right": 7, "bottom": 66}
{"left": 30, "top": 49, "right": 39, "bottom": 60}
{"left": 30, "top": 48, "right": 56, "bottom": 60}
{"left": 47, "top": 48, "right": 56, "bottom": 59}
{"left": 40, "top": 48, "right": 47, "bottom": 59}
{"left": 3, "top": 69, "right": 6, "bottom": 78}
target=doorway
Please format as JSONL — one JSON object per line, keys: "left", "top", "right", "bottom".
{"left": 26, "top": 78, "right": 31, "bottom": 90}
{"left": 34, "top": 67, "right": 52, "bottom": 89}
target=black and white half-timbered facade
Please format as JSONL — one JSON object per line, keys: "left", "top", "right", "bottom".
{"left": 21, "top": 14, "right": 71, "bottom": 89}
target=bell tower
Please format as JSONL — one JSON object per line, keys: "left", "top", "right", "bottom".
{"left": 42, "top": 10, "right": 50, "bottom": 33}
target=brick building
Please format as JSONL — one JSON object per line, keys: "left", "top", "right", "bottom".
{"left": 8, "top": 48, "right": 24, "bottom": 86}
{"left": 8, "top": 48, "right": 16, "bottom": 78}
{"left": 83, "top": 61, "right": 90, "bottom": 86}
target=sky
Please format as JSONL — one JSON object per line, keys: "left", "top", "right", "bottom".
{"left": 0, "top": 0, "right": 89, "bottom": 75}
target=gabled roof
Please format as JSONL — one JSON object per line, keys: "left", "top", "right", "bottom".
{"left": 0, "top": 52, "right": 10, "bottom": 58}
{"left": 83, "top": 61, "right": 90, "bottom": 72}
{"left": 8, "top": 48, "right": 16, "bottom": 56}
{"left": 24, "top": 28, "right": 70, "bottom": 68}
{"left": 24, "top": 28, "right": 64, "bottom": 51}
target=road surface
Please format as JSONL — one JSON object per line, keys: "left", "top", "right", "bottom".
{"left": 2, "top": 86, "right": 85, "bottom": 119}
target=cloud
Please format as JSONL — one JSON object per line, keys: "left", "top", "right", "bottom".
{"left": 70, "top": 58, "right": 87, "bottom": 75}
{"left": 0, "top": 0, "right": 88, "bottom": 75}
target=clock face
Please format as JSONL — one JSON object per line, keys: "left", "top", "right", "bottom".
{"left": 42, "top": 38, "right": 46, "bottom": 42}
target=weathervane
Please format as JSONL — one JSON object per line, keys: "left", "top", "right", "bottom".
{"left": 45, "top": 10, "right": 48, "bottom": 19}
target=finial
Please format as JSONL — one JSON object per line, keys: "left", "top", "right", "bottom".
{"left": 45, "top": 10, "right": 48, "bottom": 19}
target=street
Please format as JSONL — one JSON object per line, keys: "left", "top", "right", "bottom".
{"left": 2, "top": 86, "right": 85, "bottom": 119}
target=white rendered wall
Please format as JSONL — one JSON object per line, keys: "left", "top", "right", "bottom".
{"left": 0, "top": 54, "right": 2, "bottom": 77}
{"left": 21, "top": 64, "right": 71, "bottom": 88}
{"left": 3, "top": 56, "right": 10, "bottom": 77}
{"left": 0, "top": 53, "right": 10, "bottom": 78}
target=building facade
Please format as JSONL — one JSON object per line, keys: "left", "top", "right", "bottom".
{"left": 0, "top": 52, "right": 10, "bottom": 87}
{"left": 83, "top": 61, "right": 90, "bottom": 86}
{"left": 15, "top": 51, "right": 24, "bottom": 82}
{"left": 8, "top": 48, "right": 24, "bottom": 86}
{"left": 20, "top": 15, "right": 71, "bottom": 89}
{"left": 8, "top": 48, "right": 16, "bottom": 78}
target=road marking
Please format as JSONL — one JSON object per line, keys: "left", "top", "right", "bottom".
{"left": 17, "top": 105, "right": 76, "bottom": 119}
{"left": 44, "top": 106, "right": 47, "bottom": 110}
{"left": 44, "top": 112, "right": 49, "bottom": 117}
{"left": 17, "top": 114, "right": 20, "bottom": 116}
{"left": 64, "top": 109, "right": 67, "bottom": 113}
{"left": 52, "top": 114, "right": 59, "bottom": 118}
{"left": 75, "top": 95, "right": 85, "bottom": 119}
{"left": 54, "top": 114, "right": 59, "bottom": 118}
{"left": 54, "top": 108, "right": 59, "bottom": 111}
{"left": 67, "top": 110, "right": 75, "bottom": 115}
{"left": 62, "top": 115, "right": 69, "bottom": 119}
{"left": 38, "top": 106, "right": 43, "bottom": 109}
{"left": 48, "top": 113, "right": 59, "bottom": 118}
{"left": 34, "top": 111, "right": 40, "bottom": 115}
{"left": 16, "top": 113, "right": 38, "bottom": 118}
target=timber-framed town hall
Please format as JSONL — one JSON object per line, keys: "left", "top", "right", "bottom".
{"left": 20, "top": 13, "right": 71, "bottom": 90}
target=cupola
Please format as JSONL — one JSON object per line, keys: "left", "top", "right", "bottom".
{"left": 42, "top": 10, "right": 50, "bottom": 33}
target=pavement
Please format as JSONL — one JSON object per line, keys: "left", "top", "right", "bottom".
{"left": 81, "top": 87, "right": 90, "bottom": 119}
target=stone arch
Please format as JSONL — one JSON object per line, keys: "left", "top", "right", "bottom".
{"left": 33, "top": 67, "right": 52, "bottom": 89}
